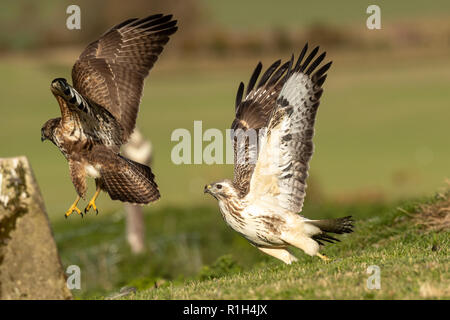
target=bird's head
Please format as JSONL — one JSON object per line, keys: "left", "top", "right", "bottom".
{"left": 50, "top": 78, "right": 71, "bottom": 97}
{"left": 41, "top": 117, "right": 60, "bottom": 143}
{"left": 204, "top": 179, "right": 236, "bottom": 201}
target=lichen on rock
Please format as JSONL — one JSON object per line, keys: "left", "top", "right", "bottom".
{"left": 0, "top": 156, "right": 72, "bottom": 300}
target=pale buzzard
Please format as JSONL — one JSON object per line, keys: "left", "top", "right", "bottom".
{"left": 41, "top": 14, "right": 177, "bottom": 218}
{"left": 205, "top": 44, "right": 354, "bottom": 264}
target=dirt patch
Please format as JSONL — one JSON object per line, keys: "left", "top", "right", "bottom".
{"left": 412, "top": 185, "right": 450, "bottom": 232}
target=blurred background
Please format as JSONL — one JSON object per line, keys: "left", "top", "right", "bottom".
{"left": 0, "top": 0, "right": 449, "bottom": 297}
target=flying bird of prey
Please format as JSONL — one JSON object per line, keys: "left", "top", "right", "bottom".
{"left": 41, "top": 14, "right": 177, "bottom": 218}
{"left": 204, "top": 44, "right": 353, "bottom": 264}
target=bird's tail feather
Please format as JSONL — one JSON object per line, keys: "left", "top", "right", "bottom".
{"left": 308, "top": 216, "right": 354, "bottom": 234}
{"left": 100, "top": 154, "right": 160, "bottom": 204}
{"left": 306, "top": 216, "right": 354, "bottom": 245}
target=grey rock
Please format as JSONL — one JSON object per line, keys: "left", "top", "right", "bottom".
{"left": 0, "top": 156, "right": 72, "bottom": 300}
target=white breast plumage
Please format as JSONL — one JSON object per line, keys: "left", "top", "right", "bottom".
{"left": 85, "top": 164, "right": 101, "bottom": 178}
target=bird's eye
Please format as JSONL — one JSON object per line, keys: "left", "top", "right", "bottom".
{"left": 216, "top": 184, "right": 222, "bottom": 190}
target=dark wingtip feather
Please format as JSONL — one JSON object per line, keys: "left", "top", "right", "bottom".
{"left": 137, "top": 14, "right": 176, "bottom": 31}
{"left": 306, "top": 51, "right": 326, "bottom": 75}
{"left": 294, "top": 43, "right": 308, "bottom": 71}
{"left": 129, "top": 14, "right": 163, "bottom": 27}
{"left": 267, "top": 59, "right": 290, "bottom": 87}
{"left": 144, "top": 13, "right": 169, "bottom": 23}
{"left": 257, "top": 59, "right": 281, "bottom": 88}
{"left": 315, "top": 74, "right": 327, "bottom": 87}
{"left": 247, "top": 62, "right": 262, "bottom": 95}
{"left": 299, "top": 46, "right": 319, "bottom": 72}
{"left": 283, "top": 54, "right": 295, "bottom": 79}
{"left": 148, "top": 19, "right": 178, "bottom": 32}
{"left": 288, "top": 53, "right": 294, "bottom": 71}
{"left": 235, "top": 82, "right": 244, "bottom": 109}
{"left": 313, "top": 61, "right": 332, "bottom": 81}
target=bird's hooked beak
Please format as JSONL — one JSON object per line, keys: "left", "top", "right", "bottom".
{"left": 204, "top": 184, "right": 212, "bottom": 194}
{"left": 41, "top": 129, "right": 46, "bottom": 142}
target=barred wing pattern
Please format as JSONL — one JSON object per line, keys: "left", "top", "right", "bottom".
{"left": 232, "top": 59, "right": 292, "bottom": 197}
{"left": 53, "top": 85, "right": 124, "bottom": 149}
{"left": 100, "top": 154, "right": 160, "bottom": 204}
{"left": 72, "top": 14, "right": 178, "bottom": 142}
{"left": 247, "top": 45, "right": 332, "bottom": 213}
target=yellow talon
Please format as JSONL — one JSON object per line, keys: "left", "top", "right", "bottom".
{"left": 317, "top": 253, "right": 331, "bottom": 262}
{"left": 84, "top": 199, "right": 98, "bottom": 215}
{"left": 84, "top": 186, "right": 100, "bottom": 215}
{"left": 65, "top": 196, "right": 83, "bottom": 218}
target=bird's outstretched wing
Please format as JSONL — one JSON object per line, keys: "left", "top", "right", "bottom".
{"left": 245, "top": 44, "right": 332, "bottom": 213}
{"left": 71, "top": 14, "right": 178, "bottom": 142}
{"left": 231, "top": 58, "right": 292, "bottom": 197}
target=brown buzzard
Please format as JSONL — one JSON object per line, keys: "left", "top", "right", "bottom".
{"left": 41, "top": 14, "right": 177, "bottom": 218}
{"left": 204, "top": 44, "right": 354, "bottom": 264}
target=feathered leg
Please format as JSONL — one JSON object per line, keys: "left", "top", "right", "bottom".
{"left": 257, "top": 247, "right": 298, "bottom": 264}
{"left": 65, "top": 159, "right": 86, "bottom": 218}
{"left": 282, "top": 231, "right": 326, "bottom": 260}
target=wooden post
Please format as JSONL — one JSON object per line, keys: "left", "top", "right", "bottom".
{"left": 124, "top": 203, "right": 146, "bottom": 254}
{"left": 0, "top": 156, "right": 72, "bottom": 299}
{"left": 122, "top": 129, "right": 152, "bottom": 254}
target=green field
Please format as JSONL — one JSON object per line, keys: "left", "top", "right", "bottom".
{"left": 131, "top": 197, "right": 450, "bottom": 300}
{"left": 53, "top": 191, "right": 448, "bottom": 299}
{"left": 201, "top": 0, "right": 450, "bottom": 30}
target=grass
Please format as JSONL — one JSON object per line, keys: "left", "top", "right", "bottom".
{"left": 52, "top": 190, "right": 449, "bottom": 299}
{"left": 125, "top": 193, "right": 450, "bottom": 299}
{"left": 54, "top": 199, "right": 388, "bottom": 298}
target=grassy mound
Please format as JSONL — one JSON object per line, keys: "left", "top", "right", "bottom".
{"left": 53, "top": 190, "right": 449, "bottom": 299}
{"left": 126, "top": 193, "right": 449, "bottom": 299}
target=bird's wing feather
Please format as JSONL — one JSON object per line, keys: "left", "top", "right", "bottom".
{"left": 246, "top": 45, "right": 332, "bottom": 213}
{"left": 232, "top": 58, "right": 293, "bottom": 197}
{"left": 56, "top": 85, "right": 124, "bottom": 148}
{"left": 71, "top": 14, "right": 177, "bottom": 142}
